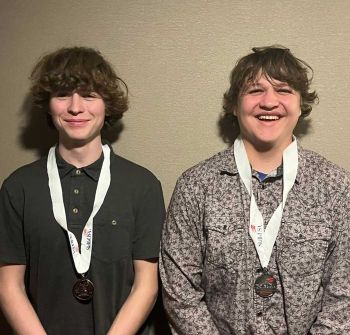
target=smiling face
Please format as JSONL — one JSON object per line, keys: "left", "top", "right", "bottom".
{"left": 234, "top": 75, "right": 301, "bottom": 152}
{"left": 49, "top": 92, "right": 106, "bottom": 148}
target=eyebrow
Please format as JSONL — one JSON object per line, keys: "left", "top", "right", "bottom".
{"left": 271, "top": 82, "right": 291, "bottom": 87}
{"left": 247, "top": 81, "right": 291, "bottom": 88}
{"left": 244, "top": 82, "right": 262, "bottom": 89}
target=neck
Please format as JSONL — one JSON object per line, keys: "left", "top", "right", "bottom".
{"left": 242, "top": 139, "right": 291, "bottom": 173}
{"left": 58, "top": 137, "right": 103, "bottom": 168}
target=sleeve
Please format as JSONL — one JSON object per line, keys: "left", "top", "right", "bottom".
{"left": 0, "top": 179, "right": 26, "bottom": 264}
{"left": 132, "top": 178, "right": 165, "bottom": 260}
{"left": 309, "top": 186, "right": 350, "bottom": 334}
{"left": 159, "top": 174, "right": 220, "bottom": 335}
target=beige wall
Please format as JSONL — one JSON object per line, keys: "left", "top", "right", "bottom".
{"left": 0, "top": 0, "right": 349, "bottom": 333}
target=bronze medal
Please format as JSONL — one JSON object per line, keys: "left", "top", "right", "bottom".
{"left": 254, "top": 272, "right": 277, "bottom": 298}
{"left": 72, "top": 277, "right": 94, "bottom": 301}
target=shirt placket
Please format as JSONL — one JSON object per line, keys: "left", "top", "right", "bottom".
{"left": 67, "top": 168, "right": 85, "bottom": 246}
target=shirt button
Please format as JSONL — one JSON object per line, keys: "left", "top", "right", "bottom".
{"left": 111, "top": 219, "right": 117, "bottom": 226}
{"left": 75, "top": 169, "right": 81, "bottom": 175}
{"left": 72, "top": 208, "right": 79, "bottom": 214}
{"left": 73, "top": 189, "right": 79, "bottom": 195}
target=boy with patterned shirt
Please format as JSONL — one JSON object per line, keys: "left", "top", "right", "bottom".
{"left": 160, "top": 46, "right": 350, "bottom": 334}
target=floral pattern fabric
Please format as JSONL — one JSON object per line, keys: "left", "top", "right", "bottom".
{"left": 160, "top": 145, "right": 350, "bottom": 335}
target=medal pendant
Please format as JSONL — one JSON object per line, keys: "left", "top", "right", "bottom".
{"left": 254, "top": 271, "right": 277, "bottom": 298}
{"left": 72, "top": 277, "right": 94, "bottom": 301}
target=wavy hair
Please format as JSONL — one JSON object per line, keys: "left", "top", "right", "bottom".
{"left": 223, "top": 45, "right": 318, "bottom": 126}
{"left": 30, "top": 46, "right": 128, "bottom": 127}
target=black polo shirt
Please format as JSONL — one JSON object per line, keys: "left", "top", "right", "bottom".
{"left": 0, "top": 145, "right": 165, "bottom": 335}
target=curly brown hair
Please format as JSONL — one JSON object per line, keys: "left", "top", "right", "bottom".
{"left": 30, "top": 46, "right": 128, "bottom": 127}
{"left": 223, "top": 45, "right": 318, "bottom": 127}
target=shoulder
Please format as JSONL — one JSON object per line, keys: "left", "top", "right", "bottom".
{"left": 1, "top": 158, "right": 48, "bottom": 209}
{"left": 110, "top": 152, "right": 161, "bottom": 187}
{"left": 1, "top": 157, "right": 47, "bottom": 189}
{"left": 299, "top": 147, "right": 350, "bottom": 194}
{"left": 177, "top": 146, "right": 235, "bottom": 188}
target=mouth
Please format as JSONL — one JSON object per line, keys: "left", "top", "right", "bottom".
{"left": 256, "top": 115, "right": 280, "bottom": 121}
{"left": 65, "top": 119, "right": 90, "bottom": 127}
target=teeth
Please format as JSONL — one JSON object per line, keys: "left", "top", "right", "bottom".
{"left": 258, "top": 115, "right": 280, "bottom": 120}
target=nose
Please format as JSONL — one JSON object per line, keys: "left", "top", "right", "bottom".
{"left": 260, "top": 89, "right": 279, "bottom": 110}
{"left": 68, "top": 93, "right": 84, "bottom": 114}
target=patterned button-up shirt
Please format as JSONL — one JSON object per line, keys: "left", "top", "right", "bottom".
{"left": 160, "top": 145, "right": 350, "bottom": 335}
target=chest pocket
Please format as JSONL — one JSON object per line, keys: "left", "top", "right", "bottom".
{"left": 204, "top": 216, "right": 246, "bottom": 270}
{"left": 92, "top": 216, "right": 133, "bottom": 263}
{"left": 280, "top": 223, "right": 332, "bottom": 276}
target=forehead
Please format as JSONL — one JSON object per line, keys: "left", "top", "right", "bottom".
{"left": 242, "top": 73, "right": 290, "bottom": 91}
{"left": 249, "top": 75, "right": 289, "bottom": 86}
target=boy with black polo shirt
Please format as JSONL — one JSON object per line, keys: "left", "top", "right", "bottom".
{"left": 0, "top": 47, "right": 165, "bottom": 335}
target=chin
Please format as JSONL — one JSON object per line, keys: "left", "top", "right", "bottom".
{"left": 256, "top": 136, "right": 293, "bottom": 151}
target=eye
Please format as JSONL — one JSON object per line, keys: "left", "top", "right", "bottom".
{"left": 276, "top": 87, "right": 293, "bottom": 94}
{"left": 82, "top": 92, "right": 100, "bottom": 100}
{"left": 247, "top": 88, "right": 264, "bottom": 95}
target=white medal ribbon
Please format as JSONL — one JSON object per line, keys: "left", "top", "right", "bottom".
{"left": 47, "top": 145, "right": 111, "bottom": 274}
{"left": 234, "top": 136, "right": 298, "bottom": 268}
